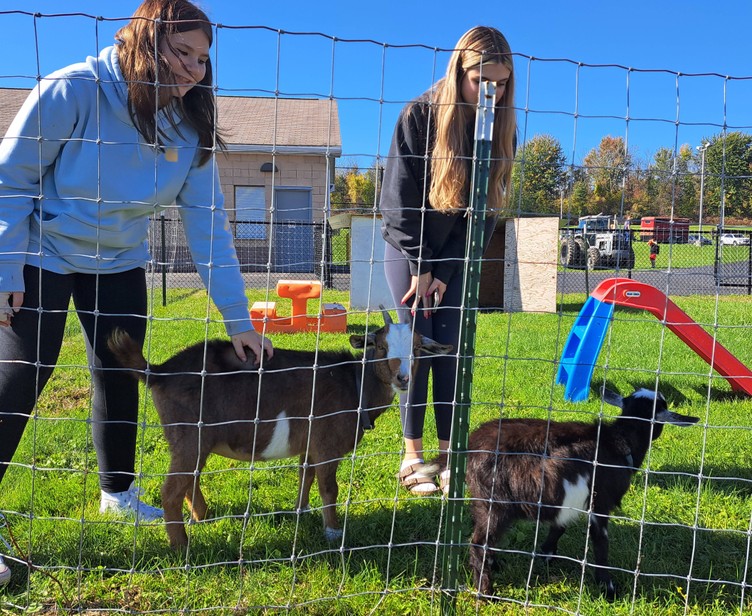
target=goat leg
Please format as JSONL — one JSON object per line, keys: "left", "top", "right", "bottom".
{"left": 162, "top": 469, "right": 191, "bottom": 548}
{"left": 315, "top": 460, "right": 342, "bottom": 541}
{"left": 589, "top": 513, "right": 616, "bottom": 601}
{"left": 296, "top": 455, "right": 316, "bottom": 513}
{"left": 185, "top": 479, "right": 208, "bottom": 522}
{"left": 469, "top": 541, "right": 495, "bottom": 597}
{"left": 539, "top": 524, "right": 566, "bottom": 562}
{"left": 469, "top": 502, "right": 510, "bottom": 597}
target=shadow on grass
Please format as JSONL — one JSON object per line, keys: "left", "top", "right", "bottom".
{"left": 5, "top": 490, "right": 748, "bottom": 612}
{"left": 460, "top": 514, "right": 749, "bottom": 610}
{"left": 556, "top": 301, "right": 587, "bottom": 314}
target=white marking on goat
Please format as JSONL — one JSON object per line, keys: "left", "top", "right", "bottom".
{"left": 324, "top": 526, "right": 343, "bottom": 541}
{"left": 632, "top": 388, "right": 662, "bottom": 402}
{"left": 589, "top": 512, "right": 608, "bottom": 537}
{"left": 556, "top": 475, "right": 590, "bottom": 527}
{"left": 260, "top": 411, "right": 291, "bottom": 460}
{"left": 386, "top": 323, "right": 414, "bottom": 384}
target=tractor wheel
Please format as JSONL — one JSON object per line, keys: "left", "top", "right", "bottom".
{"left": 559, "top": 237, "right": 580, "bottom": 267}
{"left": 574, "top": 237, "right": 588, "bottom": 266}
{"left": 587, "top": 247, "right": 600, "bottom": 271}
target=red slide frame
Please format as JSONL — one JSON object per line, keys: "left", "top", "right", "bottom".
{"left": 592, "top": 278, "right": 752, "bottom": 395}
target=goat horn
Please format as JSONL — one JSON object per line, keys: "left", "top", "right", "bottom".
{"left": 378, "top": 304, "right": 393, "bottom": 325}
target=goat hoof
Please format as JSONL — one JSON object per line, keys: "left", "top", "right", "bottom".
{"left": 324, "top": 526, "right": 343, "bottom": 542}
{"left": 540, "top": 550, "right": 557, "bottom": 565}
{"left": 601, "top": 579, "right": 617, "bottom": 602}
{"left": 474, "top": 583, "right": 495, "bottom": 601}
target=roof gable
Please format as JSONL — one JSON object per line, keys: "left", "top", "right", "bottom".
{"left": 0, "top": 88, "right": 341, "bottom": 152}
{"left": 219, "top": 96, "right": 341, "bottom": 150}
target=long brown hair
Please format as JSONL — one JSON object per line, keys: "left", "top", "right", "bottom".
{"left": 115, "top": 0, "right": 223, "bottom": 165}
{"left": 429, "top": 26, "right": 516, "bottom": 213}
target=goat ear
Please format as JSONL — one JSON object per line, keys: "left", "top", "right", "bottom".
{"left": 378, "top": 304, "right": 394, "bottom": 326}
{"left": 419, "top": 336, "right": 453, "bottom": 356}
{"left": 602, "top": 388, "right": 624, "bottom": 409}
{"left": 350, "top": 333, "right": 376, "bottom": 350}
{"left": 656, "top": 408, "right": 700, "bottom": 427}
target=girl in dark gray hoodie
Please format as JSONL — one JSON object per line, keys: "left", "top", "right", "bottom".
{"left": 380, "top": 26, "right": 517, "bottom": 494}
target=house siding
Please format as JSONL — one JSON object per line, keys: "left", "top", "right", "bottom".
{"left": 221, "top": 153, "right": 333, "bottom": 223}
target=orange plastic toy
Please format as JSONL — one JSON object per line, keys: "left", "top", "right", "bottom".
{"left": 250, "top": 279, "right": 347, "bottom": 334}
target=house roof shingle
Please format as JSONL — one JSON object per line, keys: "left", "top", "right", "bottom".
{"left": 0, "top": 88, "right": 341, "bottom": 154}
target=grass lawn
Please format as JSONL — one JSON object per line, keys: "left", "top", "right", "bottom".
{"left": 1, "top": 289, "right": 752, "bottom": 615}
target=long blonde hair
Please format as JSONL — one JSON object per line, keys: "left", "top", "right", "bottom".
{"left": 429, "top": 26, "right": 516, "bottom": 213}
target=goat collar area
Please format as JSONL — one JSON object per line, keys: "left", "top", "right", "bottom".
{"left": 355, "top": 368, "right": 374, "bottom": 430}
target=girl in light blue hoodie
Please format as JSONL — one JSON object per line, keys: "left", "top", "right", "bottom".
{"left": 0, "top": 0, "right": 273, "bottom": 582}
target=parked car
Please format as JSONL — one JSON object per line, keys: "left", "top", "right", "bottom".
{"left": 719, "top": 233, "right": 750, "bottom": 246}
{"left": 688, "top": 234, "right": 712, "bottom": 246}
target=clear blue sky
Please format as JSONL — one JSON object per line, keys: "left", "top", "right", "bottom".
{"left": 2, "top": 1, "right": 751, "bottom": 168}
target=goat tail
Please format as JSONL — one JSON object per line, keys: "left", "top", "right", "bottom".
{"left": 107, "top": 328, "right": 149, "bottom": 383}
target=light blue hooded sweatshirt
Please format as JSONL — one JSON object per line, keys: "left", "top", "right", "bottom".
{"left": 0, "top": 45, "right": 252, "bottom": 335}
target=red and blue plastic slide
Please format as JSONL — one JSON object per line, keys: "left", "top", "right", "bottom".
{"left": 556, "top": 277, "right": 752, "bottom": 401}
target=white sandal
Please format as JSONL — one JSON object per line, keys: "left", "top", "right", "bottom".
{"left": 439, "top": 468, "right": 451, "bottom": 495}
{"left": 398, "top": 460, "right": 439, "bottom": 495}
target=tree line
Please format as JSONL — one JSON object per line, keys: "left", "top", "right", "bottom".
{"left": 330, "top": 131, "right": 752, "bottom": 225}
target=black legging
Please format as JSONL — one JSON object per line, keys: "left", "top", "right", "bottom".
{"left": 0, "top": 266, "right": 147, "bottom": 493}
{"left": 383, "top": 242, "right": 462, "bottom": 442}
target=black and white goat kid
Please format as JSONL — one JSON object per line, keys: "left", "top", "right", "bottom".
{"left": 466, "top": 388, "right": 698, "bottom": 600}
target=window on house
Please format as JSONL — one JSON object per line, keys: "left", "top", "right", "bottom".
{"left": 235, "top": 186, "right": 266, "bottom": 240}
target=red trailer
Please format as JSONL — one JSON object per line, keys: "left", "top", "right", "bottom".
{"left": 639, "top": 216, "right": 690, "bottom": 243}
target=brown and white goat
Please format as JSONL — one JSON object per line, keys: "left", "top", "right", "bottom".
{"left": 466, "top": 388, "right": 698, "bottom": 600}
{"left": 108, "top": 310, "right": 452, "bottom": 548}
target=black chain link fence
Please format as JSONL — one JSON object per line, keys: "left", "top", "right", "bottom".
{"left": 558, "top": 227, "right": 752, "bottom": 297}
{"left": 148, "top": 218, "right": 752, "bottom": 299}
{"left": 148, "top": 216, "right": 351, "bottom": 292}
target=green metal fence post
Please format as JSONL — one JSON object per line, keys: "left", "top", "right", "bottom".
{"left": 160, "top": 211, "right": 167, "bottom": 307}
{"left": 440, "top": 80, "right": 496, "bottom": 615}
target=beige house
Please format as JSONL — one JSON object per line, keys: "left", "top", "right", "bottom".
{"left": 0, "top": 88, "right": 342, "bottom": 273}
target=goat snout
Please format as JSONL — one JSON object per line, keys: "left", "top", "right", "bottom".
{"left": 393, "top": 372, "right": 410, "bottom": 392}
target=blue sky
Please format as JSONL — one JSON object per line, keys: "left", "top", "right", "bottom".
{"left": 2, "top": 1, "right": 751, "bottom": 168}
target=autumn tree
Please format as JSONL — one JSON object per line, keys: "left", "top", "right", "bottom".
{"left": 624, "top": 162, "right": 651, "bottom": 220}
{"left": 582, "top": 136, "right": 632, "bottom": 215}
{"left": 643, "top": 145, "right": 697, "bottom": 218}
{"left": 702, "top": 132, "right": 752, "bottom": 220}
{"left": 331, "top": 160, "right": 382, "bottom": 215}
{"left": 511, "top": 134, "right": 568, "bottom": 215}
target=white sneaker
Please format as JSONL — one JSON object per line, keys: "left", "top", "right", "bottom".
{"left": 100, "top": 481, "right": 163, "bottom": 523}
{"left": 0, "top": 554, "right": 9, "bottom": 587}
{"left": 0, "top": 514, "right": 10, "bottom": 587}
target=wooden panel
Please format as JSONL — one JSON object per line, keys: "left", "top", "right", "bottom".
{"left": 478, "top": 220, "right": 506, "bottom": 309}
{"left": 503, "top": 217, "right": 558, "bottom": 313}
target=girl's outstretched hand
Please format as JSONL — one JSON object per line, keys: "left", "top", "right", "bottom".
{"left": 401, "top": 272, "right": 446, "bottom": 319}
{"left": 0, "top": 292, "right": 23, "bottom": 327}
{"left": 231, "top": 329, "right": 274, "bottom": 364}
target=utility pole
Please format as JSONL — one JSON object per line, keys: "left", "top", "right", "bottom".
{"left": 696, "top": 142, "right": 710, "bottom": 241}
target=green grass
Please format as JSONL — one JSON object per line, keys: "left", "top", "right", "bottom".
{"left": 331, "top": 229, "right": 351, "bottom": 265}
{"left": 2, "top": 289, "right": 752, "bottom": 614}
